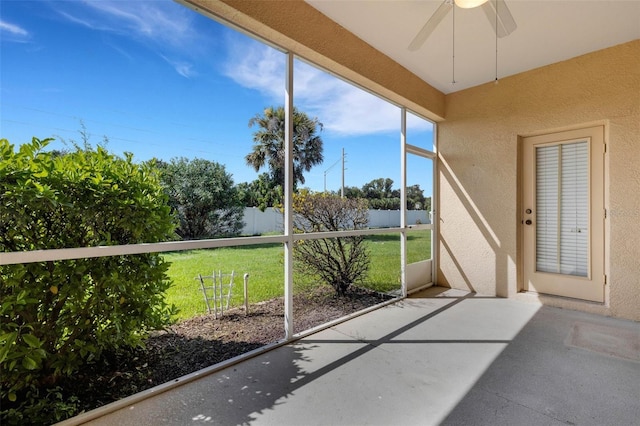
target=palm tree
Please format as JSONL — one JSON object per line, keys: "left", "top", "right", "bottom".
{"left": 246, "top": 106, "right": 324, "bottom": 189}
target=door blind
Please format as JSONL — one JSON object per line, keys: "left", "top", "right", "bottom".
{"left": 535, "top": 141, "right": 589, "bottom": 277}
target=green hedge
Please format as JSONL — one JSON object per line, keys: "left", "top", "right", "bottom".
{"left": 0, "top": 138, "right": 177, "bottom": 424}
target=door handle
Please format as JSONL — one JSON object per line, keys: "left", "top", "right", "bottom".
{"left": 525, "top": 219, "right": 532, "bottom": 225}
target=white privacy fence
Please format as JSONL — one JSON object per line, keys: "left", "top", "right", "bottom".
{"left": 242, "top": 207, "right": 284, "bottom": 235}
{"left": 241, "top": 207, "right": 430, "bottom": 235}
{"left": 367, "top": 209, "right": 430, "bottom": 228}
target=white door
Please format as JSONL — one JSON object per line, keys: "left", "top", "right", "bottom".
{"left": 522, "top": 126, "right": 605, "bottom": 302}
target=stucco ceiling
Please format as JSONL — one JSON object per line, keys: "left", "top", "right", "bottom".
{"left": 305, "top": 0, "right": 640, "bottom": 94}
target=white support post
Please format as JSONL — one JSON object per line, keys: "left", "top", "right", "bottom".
{"left": 283, "top": 52, "right": 294, "bottom": 340}
{"left": 432, "top": 123, "right": 439, "bottom": 286}
{"left": 212, "top": 270, "right": 218, "bottom": 319}
{"left": 243, "top": 273, "right": 249, "bottom": 315}
{"left": 341, "top": 147, "right": 345, "bottom": 198}
{"left": 400, "top": 108, "right": 408, "bottom": 298}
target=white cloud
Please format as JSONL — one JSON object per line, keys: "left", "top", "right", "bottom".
{"left": 223, "top": 37, "right": 431, "bottom": 136}
{"left": 1, "top": 20, "right": 30, "bottom": 41}
{"left": 174, "top": 63, "right": 195, "bottom": 79}
{"left": 222, "top": 37, "right": 285, "bottom": 99}
{"left": 53, "top": 1, "right": 205, "bottom": 79}
{"left": 81, "top": 1, "right": 193, "bottom": 48}
{"left": 56, "top": 1, "right": 195, "bottom": 48}
{"left": 160, "top": 55, "right": 196, "bottom": 78}
{"left": 294, "top": 61, "right": 400, "bottom": 135}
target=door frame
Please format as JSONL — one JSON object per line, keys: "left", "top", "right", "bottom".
{"left": 518, "top": 123, "right": 609, "bottom": 303}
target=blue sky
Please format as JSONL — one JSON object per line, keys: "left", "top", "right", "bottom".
{"left": 1, "top": 0, "right": 434, "bottom": 194}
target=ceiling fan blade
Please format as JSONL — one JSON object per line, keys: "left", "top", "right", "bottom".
{"left": 408, "top": 0, "right": 453, "bottom": 51}
{"left": 482, "top": 0, "right": 517, "bottom": 38}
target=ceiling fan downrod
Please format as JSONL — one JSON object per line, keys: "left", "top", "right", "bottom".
{"left": 451, "top": 3, "right": 456, "bottom": 85}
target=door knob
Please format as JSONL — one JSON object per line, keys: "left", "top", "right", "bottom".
{"left": 525, "top": 209, "right": 532, "bottom": 214}
{"left": 525, "top": 219, "right": 532, "bottom": 225}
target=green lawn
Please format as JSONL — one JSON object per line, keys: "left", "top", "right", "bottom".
{"left": 164, "top": 230, "right": 431, "bottom": 320}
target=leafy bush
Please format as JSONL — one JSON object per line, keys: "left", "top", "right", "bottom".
{"left": 0, "top": 138, "right": 177, "bottom": 424}
{"left": 292, "top": 191, "right": 370, "bottom": 295}
{"left": 156, "top": 157, "right": 244, "bottom": 239}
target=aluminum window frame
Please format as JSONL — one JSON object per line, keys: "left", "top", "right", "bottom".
{"left": 1, "top": 6, "right": 440, "bottom": 340}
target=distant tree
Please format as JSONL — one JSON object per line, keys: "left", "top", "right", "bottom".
{"left": 157, "top": 158, "right": 244, "bottom": 239}
{"left": 237, "top": 173, "right": 283, "bottom": 211}
{"left": 368, "top": 197, "right": 401, "bottom": 210}
{"left": 236, "top": 182, "right": 257, "bottom": 208}
{"left": 424, "top": 197, "right": 432, "bottom": 212}
{"left": 246, "top": 106, "right": 324, "bottom": 190}
{"left": 292, "top": 191, "right": 370, "bottom": 295}
{"left": 358, "top": 179, "right": 429, "bottom": 211}
{"left": 342, "top": 185, "right": 364, "bottom": 199}
{"left": 406, "top": 184, "right": 428, "bottom": 210}
{"left": 362, "top": 178, "right": 395, "bottom": 200}
{"left": 361, "top": 178, "right": 397, "bottom": 209}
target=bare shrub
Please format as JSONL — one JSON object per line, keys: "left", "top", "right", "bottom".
{"left": 292, "top": 191, "right": 370, "bottom": 295}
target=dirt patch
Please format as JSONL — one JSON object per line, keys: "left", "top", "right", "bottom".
{"left": 60, "top": 286, "right": 392, "bottom": 415}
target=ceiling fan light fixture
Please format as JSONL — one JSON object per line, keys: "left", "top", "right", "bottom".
{"left": 454, "top": 0, "right": 489, "bottom": 9}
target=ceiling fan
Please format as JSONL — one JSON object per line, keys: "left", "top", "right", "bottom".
{"left": 408, "top": 0, "right": 517, "bottom": 51}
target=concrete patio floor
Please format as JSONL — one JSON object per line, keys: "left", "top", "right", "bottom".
{"left": 71, "top": 287, "right": 639, "bottom": 425}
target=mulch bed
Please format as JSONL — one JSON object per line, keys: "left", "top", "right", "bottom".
{"left": 61, "top": 286, "right": 392, "bottom": 416}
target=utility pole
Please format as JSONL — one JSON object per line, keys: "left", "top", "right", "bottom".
{"left": 324, "top": 154, "right": 341, "bottom": 193}
{"left": 341, "top": 147, "right": 345, "bottom": 198}
{"left": 324, "top": 148, "right": 346, "bottom": 195}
